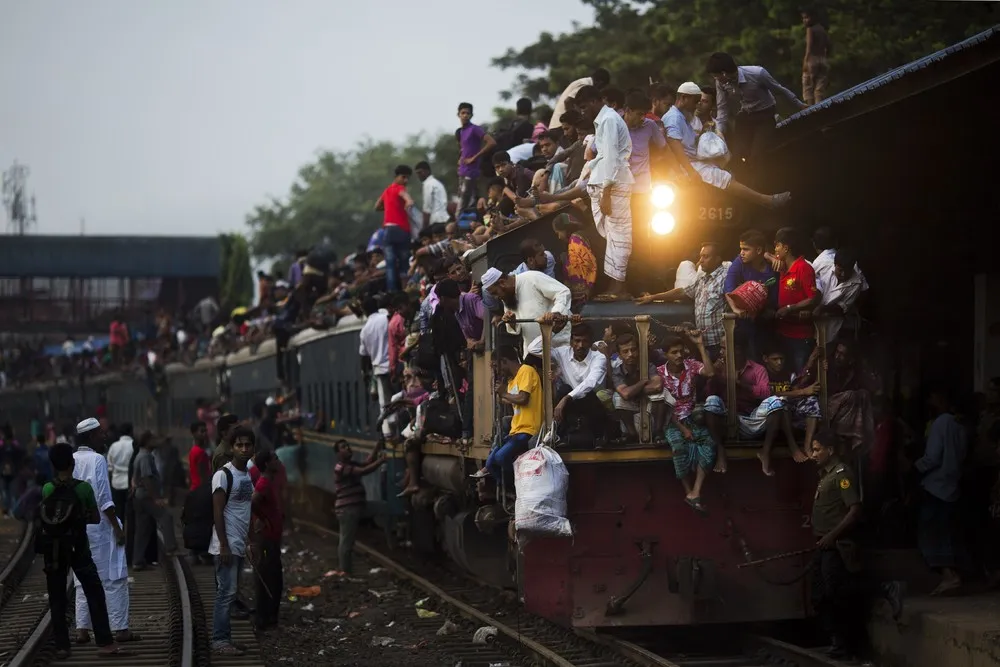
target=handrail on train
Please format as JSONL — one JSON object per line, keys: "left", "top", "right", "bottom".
{"left": 502, "top": 312, "right": 834, "bottom": 447}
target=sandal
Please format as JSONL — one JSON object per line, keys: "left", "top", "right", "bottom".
{"left": 213, "top": 643, "right": 247, "bottom": 656}
{"left": 685, "top": 496, "right": 708, "bottom": 514}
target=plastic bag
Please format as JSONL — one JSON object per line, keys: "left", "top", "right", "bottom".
{"left": 696, "top": 130, "right": 729, "bottom": 164}
{"left": 513, "top": 444, "right": 572, "bottom": 538}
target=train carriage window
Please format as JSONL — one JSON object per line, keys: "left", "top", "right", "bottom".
{"left": 324, "top": 382, "right": 333, "bottom": 432}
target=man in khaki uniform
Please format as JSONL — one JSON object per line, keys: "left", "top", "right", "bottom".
{"left": 809, "top": 431, "right": 903, "bottom": 661}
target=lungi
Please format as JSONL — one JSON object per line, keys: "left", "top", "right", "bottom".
{"left": 704, "top": 395, "right": 786, "bottom": 438}
{"left": 76, "top": 576, "right": 129, "bottom": 632}
{"left": 587, "top": 183, "right": 632, "bottom": 282}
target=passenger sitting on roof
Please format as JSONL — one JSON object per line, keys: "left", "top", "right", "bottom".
{"left": 471, "top": 346, "right": 542, "bottom": 488}
{"left": 611, "top": 333, "right": 671, "bottom": 443}
{"left": 658, "top": 332, "right": 717, "bottom": 513}
{"left": 511, "top": 238, "right": 557, "bottom": 279}
{"left": 703, "top": 343, "right": 791, "bottom": 477}
{"left": 664, "top": 83, "right": 791, "bottom": 210}
{"left": 552, "top": 214, "right": 597, "bottom": 311}
{"left": 536, "top": 323, "right": 608, "bottom": 444}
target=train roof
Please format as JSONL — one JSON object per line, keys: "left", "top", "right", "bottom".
{"left": 774, "top": 25, "right": 1000, "bottom": 147}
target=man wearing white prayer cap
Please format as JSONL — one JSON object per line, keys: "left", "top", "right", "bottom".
{"left": 72, "top": 418, "right": 140, "bottom": 644}
{"left": 662, "top": 81, "right": 792, "bottom": 209}
{"left": 484, "top": 266, "right": 572, "bottom": 355}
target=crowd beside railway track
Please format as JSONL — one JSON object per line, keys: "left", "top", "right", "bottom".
{"left": 2, "top": 35, "right": 1000, "bottom": 665}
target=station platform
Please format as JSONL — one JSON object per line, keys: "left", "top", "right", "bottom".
{"left": 870, "top": 584, "right": 1000, "bottom": 667}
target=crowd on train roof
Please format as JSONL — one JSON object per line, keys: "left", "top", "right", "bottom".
{"left": 2, "top": 39, "right": 998, "bottom": 597}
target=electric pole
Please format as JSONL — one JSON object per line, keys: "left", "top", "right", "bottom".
{"left": 2, "top": 160, "right": 37, "bottom": 235}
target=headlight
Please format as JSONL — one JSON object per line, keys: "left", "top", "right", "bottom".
{"left": 651, "top": 184, "right": 675, "bottom": 209}
{"left": 651, "top": 211, "right": 676, "bottom": 235}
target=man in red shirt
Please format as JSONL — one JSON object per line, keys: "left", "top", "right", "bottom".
{"left": 773, "top": 227, "right": 820, "bottom": 373}
{"left": 188, "top": 421, "right": 211, "bottom": 490}
{"left": 647, "top": 83, "right": 675, "bottom": 126}
{"left": 250, "top": 450, "right": 284, "bottom": 632}
{"left": 375, "top": 164, "right": 416, "bottom": 293}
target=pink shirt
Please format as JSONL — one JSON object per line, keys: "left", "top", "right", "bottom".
{"left": 736, "top": 360, "right": 771, "bottom": 413}
{"left": 388, "top": 312, "right": 407, "bottom": 372}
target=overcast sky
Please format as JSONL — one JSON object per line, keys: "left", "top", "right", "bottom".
{"left": 0, "top": 0, "right": 593, "bottom": 237}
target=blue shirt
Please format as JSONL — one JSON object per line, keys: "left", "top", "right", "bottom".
{"left": 724, "top": 255, "right": 779, "bottom": 342}
{"left": 724, "top": 255, "right": 778, "bottom": 309}
{"left": 916, "top": 413, "right": 968, "bottom": 503}
{"left": 33, "top": 444, "right": 52, "bottom": 482}
{"left": 663, "top": 106, "right": 698, "bottom": 159}
{"left": 511, "top": 251, "right": 557, "bottom": 279}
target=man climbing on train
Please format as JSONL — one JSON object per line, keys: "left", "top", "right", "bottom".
{"left": 471, "top": 345, "right": 543, "bottom": 490}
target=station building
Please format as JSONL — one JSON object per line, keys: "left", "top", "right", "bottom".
{"left": 0, "top": 235, "right": 221, "bottom": 338}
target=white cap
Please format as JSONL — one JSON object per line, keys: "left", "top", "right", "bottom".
{"left": 526, "top": 336, "right": 544, "bottom": 357}
{"left": 265, "top": 397, "right": 276, "bottom": 406}
{"left": 76, "top": 417, "right": 100, "bottom": 435}
{"left": 481, "top": 267, "right": 503, "bottom": 290}
{"left": 677, "top": 81, "right": 702, "bottom": 96}
{"left": 275, "top": 280, "right": 290, "bottom": 289}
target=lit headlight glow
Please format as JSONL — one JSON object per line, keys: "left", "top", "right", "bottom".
{"left": 651, "top": 184, "right": 675, "bottom": 209}
{"left": 651, "top": 211, "right": 676, "bottom": 235}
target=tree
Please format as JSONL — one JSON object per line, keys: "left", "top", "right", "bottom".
{"left": 492, "top": 0, "right": 996, "bottom": 104}
{"left": 219, "top": 233, "right": 253, "bottom": 312}
{"left": 246, "top": 133, "right": 461, "bottom": 260}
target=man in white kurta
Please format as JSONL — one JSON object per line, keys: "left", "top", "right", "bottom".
{"left": 483, "top": 267, "right": 573, "bottom": 354}
{"left": 580, "top": 94, "right": 634, "bottom": 297}
{"left": 72, "top": 418, "right": 137, "bottom": 643}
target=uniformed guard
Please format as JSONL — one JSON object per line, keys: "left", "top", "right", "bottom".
{"left": 809, "top": 429, "right": 866, "bottom": 660}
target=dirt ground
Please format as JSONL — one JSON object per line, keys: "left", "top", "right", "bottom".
{"left": 249, "top": 527, "right": 523, "bottom": 667}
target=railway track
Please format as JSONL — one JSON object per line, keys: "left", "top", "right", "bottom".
{"left": 294, "top": 518, "right": 857, "bottom": 667}
{"left": 0, "top": 517, "right": 200, "bottom": 667}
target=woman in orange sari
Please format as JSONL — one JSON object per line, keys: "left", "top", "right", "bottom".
{"left": 552, "top": 214, "right": 597, "bottom": 311}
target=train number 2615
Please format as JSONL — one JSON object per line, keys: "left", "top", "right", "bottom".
{"left": 699, "top": 207, "right": 735, "bottom": 220}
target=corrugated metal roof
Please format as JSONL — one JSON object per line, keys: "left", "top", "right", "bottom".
{"left": 0, "top": 235, "right": 221, "bottom": 277}
{"left": 779, "top": 25, "right": 1000, "bottom": 129}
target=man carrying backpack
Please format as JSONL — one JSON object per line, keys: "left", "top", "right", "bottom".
{"left": 72, "top": 418, "right": 140, "bottom": 645}
{"left": 209, "top": 426, "right": 255, "bottom": 656}
{"left": 38, "top": 442, "right": 128, "bottom": 659}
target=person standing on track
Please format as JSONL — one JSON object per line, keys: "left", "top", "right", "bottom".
{"left": 183, "top": 421, "right": 215, "bottom": 566}
{"left": 105, "top": 423, "right": 133, "bottom": 520}
{"left": 71, "top": 418, "right": 140, "bottom": 645}
{"left": 249, "top": 449, "right": 283, "bottom": 632}
{"left": 209, "top": 426, "right": 255, "bottom": 656}
{"left": 131, "top": 432, "right": 180, "bottom": 570}
{"left": 38, "top": 442, "right": 128, "bottom": 659}
{"left": 333, "top": 439, "right": 385, "bottom": 576}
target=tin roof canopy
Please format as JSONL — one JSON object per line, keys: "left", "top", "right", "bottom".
{"left": 0, "top": 235, "right": 222, "bottom": 278}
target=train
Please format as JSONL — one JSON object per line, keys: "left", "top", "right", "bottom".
{"left": 0, "top": 187, "right": 823, "bottom": 630}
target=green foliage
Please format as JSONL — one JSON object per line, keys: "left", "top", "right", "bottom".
{"left": 245, "top": 0, "right": 995, "bottom": 260}
{"left": 218, "top": 233, "right": 253, "bottom": 311}
{"left": 493, "top": 0, "right": 996, "bottom": 103}
{"left": 246, "top": 134, "right": 461, "bottom": 260}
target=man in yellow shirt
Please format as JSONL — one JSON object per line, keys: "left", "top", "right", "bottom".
{"left": 472, "top": 346, "right": 543, "bottom": 487}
